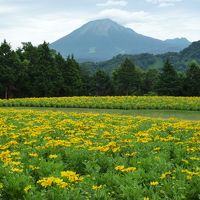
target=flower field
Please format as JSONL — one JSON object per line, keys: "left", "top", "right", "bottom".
{"left": 0, "top": 109, "right": 199, "bottom": 199}
{"left": 0, "top": 96, "right": 200, "bottom": 111}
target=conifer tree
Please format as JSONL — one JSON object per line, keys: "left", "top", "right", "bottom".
{"left": 184, "top": 61, "right": 200, "bottom": 96}
{"left": 0, "top": 40, "right": 19, "bottom": 98}
{"left": 113, "top": 58, "right": 141, "bottom": 95}
{"left": 156, "top": 60, "right": 181, "bottom": 96}
{"left": 91, "top": 70, "right": 113, "bottom": 96}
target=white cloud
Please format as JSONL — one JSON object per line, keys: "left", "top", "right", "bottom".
{"left": 95, "top": 8, "right": 152, "bottom": 24}
{"left": 0, "top": 12, "right": 89, "bottom": 48}
{"left": 0, "top": 5, "right": 19, "bottom": 14}
{"left": 0, "top": 1, "right": 199, "bottom": 49}
{"left": 96, "top": 0, "right": 128, "bottom": 7}
{"left": 5, "top": 8, "right": 151, "bottom": 48}
{"left": 126, "top": 12, "right": 199, "bottom": 42}
{"left": 146, "top": 0, "right": 182, "bottom": 7}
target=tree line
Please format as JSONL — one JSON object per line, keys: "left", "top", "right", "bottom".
{"left": 0, "top": 40, "right": 200, "bottom": 99}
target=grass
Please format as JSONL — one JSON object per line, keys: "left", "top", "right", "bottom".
{"left": 10, "top": 107, "right": 200, "bottom": 121}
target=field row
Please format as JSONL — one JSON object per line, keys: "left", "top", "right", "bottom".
{"left": 0, "top": 109, "right": 199, "bottom": 199}
{"left": 1, "top": 96, "right": 200, "bottom": 110}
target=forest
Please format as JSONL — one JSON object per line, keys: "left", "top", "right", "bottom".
{"left": 0, "top": 40, "right": 200, "bottom": 99}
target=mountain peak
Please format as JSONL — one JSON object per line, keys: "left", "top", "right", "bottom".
{"left": 77, "top": 18, "right": 124, "bottom": 36}
{"left": 164, "top": 37, "right": 191, "bottom": 46}
{"left": 89, "top": 18, "right": 116, "bottom": 24}
{"left": 86, "top": 18, "right": 121, "bottom": 26}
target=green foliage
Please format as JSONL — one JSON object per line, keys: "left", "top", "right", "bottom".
{"left": 0, "top": 40, "right": 19, "bottom": 98}
{"left": 113, "top": 59, "right": 142, "bottom": 95}
{"left": 0, "top": 41, "right": 83, "bottom": 98}
{"left": 184, "top": 61, "right": 200, "bottom": 96}
{"left": 156, "top": 60, "right": 182, "bottom": 96}
{"left": 60, "top": 55, "right": 82, "bottom": 96}
{"left": 0, "top": 40, "right": 200, "bottom": 98}
{"left": 31, "top": 42, "right": 64, "bottom": 97}
{"left": 142, "top": 69, "right": 159, "bottom": 95}
{"left": 180, "top": 41, "right": 200, "bottom": 64}
{"left": 90, "top": 70, "right": 113, "bottom": 96}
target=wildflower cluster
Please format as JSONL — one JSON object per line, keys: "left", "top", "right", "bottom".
{"left": 0, "top": 96, "right": 200, "bottom": 110}
{"left": 115, "top": 165, "right": 137, "bottom": 172}
{"left": 0, "top": 109, "right": 199, "bottom": 199}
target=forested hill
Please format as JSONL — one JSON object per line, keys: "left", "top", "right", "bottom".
{"left": 81, "top": 41, "right": 200, "bottom": 74}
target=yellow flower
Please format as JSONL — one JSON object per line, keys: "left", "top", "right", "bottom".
{"left": 186, "top": 175, "right": 192, "bottom": 180}
{"left": 0, "top": 183, "right": 3, "bottom": 189}
{"left": 144, "top": 197, "right": 150, "bottom": 200}
{"left": 61, "top": 171, "right": 83, "bottom": 182}
{"left": 10, "top": 161, "right": 21, "bottom": 166}
{"left": 37, "top": 177, "right": 68, "bottom": 188}
{"left": 28, "top": 153, "right": 38, "bottom": 157}
{"left": 190, "top": 157, "right": 200, "bottom": 161}
{"left": 29, "top": 165, "right": 40, "bottom": 170}
{"left": 92, "top": 185, "right": 103, "bottom": 190}
{"left": 160, "top": 171, "right": 172, "bottom": 179}
{"left": 115, "top": 165, "right": 125, "bottom": 171}
{"left": 0, "top": 150, "right": 11, "bottom": 160}
{"left": 10, "top": 152, "right": 20, "bottom": 156}
{"left": 115, "top": 165, "right": 136, "bottom": 172}
{"left": 37, "top": 177, "right": 54, "bottom": 188}
{"left": 24, "top": 185, "right": 32, "bottom": 193}
{"left": 49, "top": 154, "right": 58, "bottom": 159}
{"left": 150, "top": 181, "right": 159, "bottom": 186}
{"left": 153, "top": 147, "right": 161, "bottom": 151}
{"left": 53, "top": 178, "right": 69, "bottom": 188}
{"left": 181, "top": 169, "right": 200, "bottom": 180}
{"left": 181, "top": 159, "right": 189, "bottom": 164}
{"left": 11, "top": 168, "right": 23, "bottom": 173}
{"left": 125, "top": 152, "right": 137, "bottom": 157}
{"left": 59, "top": 181, "right": 68, "bottom": 188}
{"left": 123, "top": 167, "right": 137, "bottom": 172}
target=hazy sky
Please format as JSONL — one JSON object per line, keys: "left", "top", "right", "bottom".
{"left": 0, "top": 0, "right": 199, "bottom": 48}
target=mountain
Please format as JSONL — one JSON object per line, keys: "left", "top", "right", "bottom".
{"left": 164, "top": 38, "right": 191, "bottom": 52}
{"left": 80, "top": 41, "right": 200, "bottom": 74}
{"left": 164, "top": 38, "right": 190, "bottom": 46}
{"left": 50, "top": 19, "right": 191, "bottom": 61}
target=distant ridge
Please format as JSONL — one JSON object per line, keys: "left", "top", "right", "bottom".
{"left": 50, "top": 19, "right": 191, "bottom": 61}
{"left": 80, "top": 40, "right": 200, "bottom": 74}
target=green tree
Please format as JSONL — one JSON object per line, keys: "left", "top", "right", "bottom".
{"left": 14, "top": 48, "right": 30, "bottom": 97}
{"left": 142, "top": 69, "right": 159, "bottom": 95}
{"left": 79, "top": 67, "right": 93, "bottom": 96}
{"left": 113, "top": 58, "right": 142, "bottom": 95}
{"left": 20, "top": 42, "right": 64, "bottom": 97}
{"left": 0, "top": 40, "right": 19, "bottom": 98}
{"left": 156, "top": 60, "right": 181, "bottom": 96}
{"left": 18, "top": 42, "right": 39, "bottom": 97}
{"left": 61, "top": 55, "right": 82, "bottom": 96}
{"left": 184, "top": 61, "right": 200, "bottom": 96}
{"left": 91, "top": 70, "right": 113, "bottom": 96}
